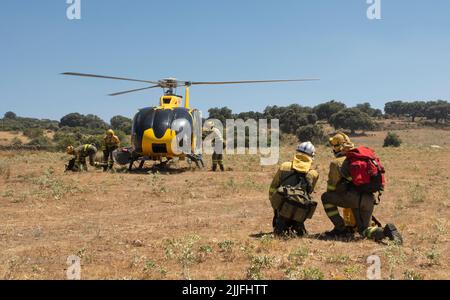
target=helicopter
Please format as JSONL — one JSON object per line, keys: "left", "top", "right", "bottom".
{"left": 62, "top": 72, "right": 319, "bottom": 170}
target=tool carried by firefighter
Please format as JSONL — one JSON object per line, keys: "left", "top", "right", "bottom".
{"left": 271, "top": 183, "right": 317, "bottom": 224}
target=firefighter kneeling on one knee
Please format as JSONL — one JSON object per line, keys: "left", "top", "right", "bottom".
{"left": 66, "top": 144, "right": 101, "bottom": 172}
{"left": 102, "top": 129, "right": 120, "bottom": 172}
{"left": 269, "top": 142, "right": 319, "bottom": 237}
{"left": 321, "top": 132, "right": 403, "bottom": 244}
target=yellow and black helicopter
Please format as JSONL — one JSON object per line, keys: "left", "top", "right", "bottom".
{"left": 62, "top": 72, "right": 318, "bottom": 170}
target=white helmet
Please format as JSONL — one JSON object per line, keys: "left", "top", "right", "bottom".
{"left": 203, "top": 120, "right": 215, "bottom": 131}
{"left": 296, "top": 141, "right": 316, "bottom": 158}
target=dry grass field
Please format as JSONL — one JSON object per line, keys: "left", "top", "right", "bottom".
{"left": 0, "top": 128, "right": 449, "bottom": 280}
{"left": 0, "top": 131, "right": 29, "bottom": 146}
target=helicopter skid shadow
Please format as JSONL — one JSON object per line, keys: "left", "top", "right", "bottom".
{"left": 116, "top": 164, "right": 193, "bottom": 175}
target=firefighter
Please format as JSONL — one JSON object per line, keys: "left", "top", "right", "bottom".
{"left": 203, "top": 121, "right": 225, "bottom": 172}
{"left": 66, "top": 144, "right": 100, "bottom": 172}
{"left": 269, "top": 142, "right": 319, "bottom": 236}
{"left": 102, "top": 129, "right": 120, "bottom": 171}
{"left": 321, "top": 133, "right": 402, "bottom": 244}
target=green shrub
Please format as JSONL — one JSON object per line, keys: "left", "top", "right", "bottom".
{"left": 301, "top": 267, "right": 324, "bottom": 280}
{"left": 403, "top": 270, "right": 424, "bottom": 280}
{"left": 55, "top": 134, "right": 77, "bottom": 151}
{"left": 329, "top": 108, "right": 375, "bottom": 134}
{"left": 383, "top": 132, "right": 402, "bottom": 147}
{"left": 80, "top": 135, "right": 103, "bottom": 149}
{"left": 114, "top": 130, "right": 130, "bottom": 147}
{"left": 296, "top": 125, "right": 327, "bottom": 145}
{"left": 246, "top": 255, "right": 273, "bottom": 280}
{"left": 27, "top": 136, "right": 52, "bottom": 147}
{"left": 23, "top": 128, "right": 44, "bottom": 139}
{"left": 4, "top": 111, "right": 17, "bottom": 119}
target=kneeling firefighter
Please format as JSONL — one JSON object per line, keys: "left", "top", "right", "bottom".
{"left": 321, "top": 133, "right": 403, "bottom": 244}
{"left": 269, "top": 142, "right": 319, "bottom": 236}
{"left": 65, "top": 144, "right": 101, "bottom": 172}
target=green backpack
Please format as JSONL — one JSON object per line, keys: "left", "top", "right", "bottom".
{"left": 271, "top": 172, "right": 317, "bottom": 223}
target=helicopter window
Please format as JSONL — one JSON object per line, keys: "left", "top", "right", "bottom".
{"left": 171, "top": 118, "right": 189, "bottom": 134}
{"left": 163, "top": 98, "right": 172, "bottom": 104}
{"left": 152, "top": 109, "right": 173, "bottom": 139}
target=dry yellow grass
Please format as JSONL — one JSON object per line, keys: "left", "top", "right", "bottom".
{"left": 0, "top": 131, "right": 29, "bottom": 146}
{"left": 0, "top": 128, "right": 449, "bottom": 279}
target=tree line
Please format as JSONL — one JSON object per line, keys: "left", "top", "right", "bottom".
{"left": 1, "top": 111, "right": 133, "bottom": 150}
{"left": 1, "top": 99, "right": 449, "bottom": 148}
{"left": 208, "top": 101, "right": 380, "bottom": 143}
{"left": 384, "top": 100, "right": 450, "bottom": 123}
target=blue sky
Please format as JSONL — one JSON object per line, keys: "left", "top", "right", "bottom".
{"left": 1, "top": 0, "right": 449, "bottom": 121}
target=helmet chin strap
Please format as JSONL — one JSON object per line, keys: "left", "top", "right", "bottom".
{"left": 333, "top": 149, "right": 341, "bottom": 157}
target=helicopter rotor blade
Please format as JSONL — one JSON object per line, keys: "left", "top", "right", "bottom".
{"left": 189, "top": 79, "right": 319, "bottom": 86}
{"left": 108, "top": 85, "right": 160, "bottom": 96}
{"left": 62, "top": 72, "right": 160, "bottom": 85}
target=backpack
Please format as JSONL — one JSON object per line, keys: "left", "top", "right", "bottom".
{"left": 270, "top": 171, "right": 317, "bottom": 223}
{"left": 345, "top": 146, "right": 385, "bottom": 193}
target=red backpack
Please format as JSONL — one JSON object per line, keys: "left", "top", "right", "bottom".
{"left": 345, "top": 146, "right": 385, "bottom": 193}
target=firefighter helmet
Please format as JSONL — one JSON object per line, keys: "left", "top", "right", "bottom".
{"left": 66, "top": 145, "right": 75, "bottom": 155}
{"left": 296, "top": 141, "right": 316, "bottom": 158}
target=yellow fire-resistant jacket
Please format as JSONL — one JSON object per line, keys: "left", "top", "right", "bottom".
{"left": 326, "top": 153, "right": 353, "bottom": 192}
{"left": 103, "top": 135, "right": 120, "bottom": 151}
{"left": 269, "top": 153, "right": 319, "bottom": 202}
{"left": 74, "top": 144, "right": 97, "bottom": 164}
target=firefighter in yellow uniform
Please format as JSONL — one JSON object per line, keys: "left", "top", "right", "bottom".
{"left": 203, "top": 121, "right": 225, "bottom": 172}
{"left": 66, "top": 144, "right": 100, "bottom": 172}
{"left": 102, "top": 129, "right": 120, "bottom": 171}
{"left": 321, "top": 133, "right": 402, "bottom": 244}
{"left": 269, "top": 142, "right": 319, "bottom": 236}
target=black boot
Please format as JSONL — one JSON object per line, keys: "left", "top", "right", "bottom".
{"left": 293, "top": 222, "right": 307, "bottom": 237}
{"left": 323, "top": 227, "right": 354, "bottom": 240}
{"left": 383, "top": 223, "right": 403, "bottom": 245}
{"left": 274, "top": 217, "right": 288, "bottom": 236}
{"left": 220, "top": 164, "right": 225, "bottom": 172}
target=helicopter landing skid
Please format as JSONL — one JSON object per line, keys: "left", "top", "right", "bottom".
{"left": 127, "top": 157, "right": 173, "bottom": 172}
{"left": 186, "top": 153, "right": 205, "bottom": 169}
{"left": 128, "top": 158, "right": 147, "bottom": 171}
